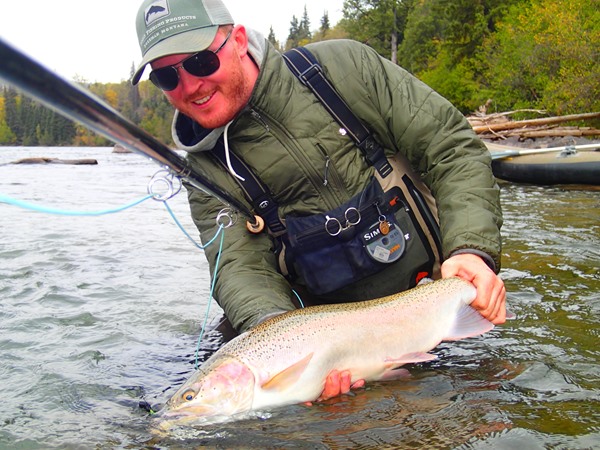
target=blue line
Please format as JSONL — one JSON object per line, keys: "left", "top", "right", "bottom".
{"left": 195, "top": 225, "right": 225, "bottom": 369}
{"left": 0, "top": 193, "right": 154, "bottom": 216}
{"left": 162, "top": 201, "right": 223, "bottom": 250}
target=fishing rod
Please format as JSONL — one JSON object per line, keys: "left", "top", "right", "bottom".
{"left": 0, "top": 38, "right": 262, "bottom": 229}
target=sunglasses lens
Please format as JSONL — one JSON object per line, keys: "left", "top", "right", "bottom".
{"left": 149, "top": 50, "right": 222, "bottom": 91}
{"left": 149, "top": 67, "right": 179, "bottom": 91}
{"left": 183, "top": 51, "right": 220, "bottom": 77}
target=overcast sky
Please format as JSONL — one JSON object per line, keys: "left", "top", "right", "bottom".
{"left": 0, "top": 0, "right": 344, "bottom": 84}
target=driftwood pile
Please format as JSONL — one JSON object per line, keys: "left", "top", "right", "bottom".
{"left": 467, "top": 110, "right": 600, "bottom": 141}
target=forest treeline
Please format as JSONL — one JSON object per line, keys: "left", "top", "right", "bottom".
{"left": 0, "top": 0, "right": 597, "bottom": 147}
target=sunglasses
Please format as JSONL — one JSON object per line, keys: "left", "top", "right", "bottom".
{"left": 149, "top": 30, "right": 232, "bottom": 91}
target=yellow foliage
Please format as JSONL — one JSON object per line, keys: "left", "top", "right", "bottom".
{"left": 104, "top": 88, "right": 119, "bottom": 109}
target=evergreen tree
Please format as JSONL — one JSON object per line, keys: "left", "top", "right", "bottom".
{"left": 341, "top": 0, "right": 413, "bottom": 61}
{"left": 122, "top": 63, "right": 142, "bottom": 123}
{"left": 3, "top": 87, "right": 22, "bottom": 144}
{"left": 267, "top": 26, "right": 279, "bottom": 48}
{"left": 320, "top": 11, "right": 331, "bottom": 36}
{"left": 0, "top": 93, "right": 16, "bottom": 144}
{"left": 299, "top": 5, "right": 312, "bottom": 43}
{"left": 50, "top": 106, "right": 76, "bottom": 145}
{"left": 286, "top": 6, "right": 313, "bottom": 49}
{"left": 19, "top": 95, "right": 38, "bottom": 146}
{"left": 287, "top": 15, "right": 301, "bottom": 49}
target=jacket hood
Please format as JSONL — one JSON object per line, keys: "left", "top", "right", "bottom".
{"left": 171, "top": 28, "right": 267, "bottom": 153}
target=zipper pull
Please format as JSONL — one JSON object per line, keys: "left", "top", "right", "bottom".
{"left": 250, "top": 109, "right": 270, "bottom": 132}
{"left": 323, "top": 156, "right": 330, "bottom": 186}
{"left": 316, "top": 143, "right": 331, "bottom": 187}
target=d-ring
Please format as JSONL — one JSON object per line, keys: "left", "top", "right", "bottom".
{"left": 216, "top": 208, "right": 238, "bottom": 229}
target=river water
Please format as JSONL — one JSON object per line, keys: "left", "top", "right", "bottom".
{"left": 0, "top": 147, "right": 598, "bottom": 449}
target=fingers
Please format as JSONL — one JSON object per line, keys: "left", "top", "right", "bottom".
{"left": 490, "top": 281, "right": 506, "bottom": 323}
{"left": 317, "top": 370, "right": 364, "bottom": 402}
{"left": 441, "top": 253, "right": 507, "bottom": 325}
{"left": 471, "top": 270, "right": 506, "bottom": 324}
{"left": 339, "top": 370, "right": 352, "bottom": 394}
{"left": 318, "top": 369, "right": 341, "bottom": 401}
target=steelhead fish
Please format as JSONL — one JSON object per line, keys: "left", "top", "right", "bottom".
{"left": 157, "top": 277, "right": 494, "bottom": 428}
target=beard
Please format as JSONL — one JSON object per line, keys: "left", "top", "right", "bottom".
{"left": 177, "top": 56, "right": 251, "bottom": 130}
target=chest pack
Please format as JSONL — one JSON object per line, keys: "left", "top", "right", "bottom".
{"left": 212, "top": 47, "right": 443, "bottom": 295}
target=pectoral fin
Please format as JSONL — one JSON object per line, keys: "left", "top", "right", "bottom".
{"left": 445, "top": 304, "right": 494, "bottom": 341}
{"left": 261, "top": 352, "right": 314, "bottom": 391}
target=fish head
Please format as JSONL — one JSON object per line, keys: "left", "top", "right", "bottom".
{"left": 157, "top": 354, "right": 255, "bottom": 427}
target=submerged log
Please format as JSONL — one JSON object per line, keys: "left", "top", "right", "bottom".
{"left": 11, "top": 157, "right": 98, "bottom": 165}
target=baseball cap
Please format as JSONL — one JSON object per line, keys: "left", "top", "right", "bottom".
{"left": 132, "top": 0, "right": 234, "bottom": 84}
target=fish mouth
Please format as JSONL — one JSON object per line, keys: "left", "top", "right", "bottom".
{"left": 158, "top": 409, "right": 197, "bottom": 419}
{"left": 151, "top": 407, "right": 232, "bottom": 433}
{"left": 155, "top": 403, "right": 225, "bottom": 421}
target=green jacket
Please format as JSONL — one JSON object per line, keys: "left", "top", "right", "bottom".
{"left": 175, "top": 34, "right": 502, "bottom": 332}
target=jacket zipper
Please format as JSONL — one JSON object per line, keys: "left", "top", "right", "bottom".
{"left": 250, "top": 109, "right": 270, "bottom": 132}
{"left": 315, "top": 143, "right": 344, "bottom": 191}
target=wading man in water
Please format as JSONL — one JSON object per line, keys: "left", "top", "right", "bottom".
{"left": 132, "top": 0, "right": 506, "bottom": 400}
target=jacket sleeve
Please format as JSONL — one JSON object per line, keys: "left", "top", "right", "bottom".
{"left": 380, "top": 54, "right": 503, "bottom": 270}
{"left": 185, "top": 162, "right": 296, "bottom": 333}
{"left": 322, "top": 42, "right": 503, "bottom": 270}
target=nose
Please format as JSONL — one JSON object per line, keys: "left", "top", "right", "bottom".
{"left": 174, "top": 66, "right": 202, "bottom": 95}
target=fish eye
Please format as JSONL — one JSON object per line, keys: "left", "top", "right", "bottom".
{"left": 182, "top": 389, "right": 196, "bottom": 402}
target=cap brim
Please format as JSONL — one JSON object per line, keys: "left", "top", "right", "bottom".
{"left": 131, "top": 25, "right": 219, "bottom": 84}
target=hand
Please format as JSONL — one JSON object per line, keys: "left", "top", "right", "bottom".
{"left": 441, "top": 253, "right": 506, "bottom": 324}
{"left": 304, "top": 370, "right": 365, "bottom": 405}
{"left": 319, "top": 369, "right": 365, "bottom": 401}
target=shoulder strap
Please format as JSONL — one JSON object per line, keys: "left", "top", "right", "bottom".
{"left": 283, "top": 47, "right": 393, "bottom": 178}
{"left": 212, "top": 139, "right": 286, "bottom": 234}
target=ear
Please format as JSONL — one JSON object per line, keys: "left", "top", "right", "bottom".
{"left": 231, "top": 24, "right": 250, "bottom": 58}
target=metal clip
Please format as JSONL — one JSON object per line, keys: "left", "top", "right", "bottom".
{"left": 324, "top": 207, "right": 361, "bottom": 236}
{"left": 147, "top": 169, "right": 182, "bottom": 201}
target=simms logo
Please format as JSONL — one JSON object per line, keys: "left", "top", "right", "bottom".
{"left": 145, "top": 0, "right": 170, "bottom": 25}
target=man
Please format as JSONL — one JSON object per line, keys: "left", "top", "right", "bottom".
{"left": 133, "top": 0, "right": 506, "bottom": 400}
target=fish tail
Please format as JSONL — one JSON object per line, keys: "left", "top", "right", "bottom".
{"left": 444, "top": 303, "right": 494, "bottom": 341}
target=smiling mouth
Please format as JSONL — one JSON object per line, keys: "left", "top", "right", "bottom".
{"left": 193, "top": 93, "right": 213, "bottom": 106}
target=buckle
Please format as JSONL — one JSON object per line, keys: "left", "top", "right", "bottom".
{"left": 299, "top": 63, "right": 322, "bottom": 86}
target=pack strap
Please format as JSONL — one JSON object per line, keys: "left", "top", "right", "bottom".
{"left": 212, "top": 139, "right": 286, "bottom": 234}
{"left": 283, "top": 47, "right": 393, "bottom": 178}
